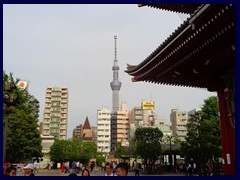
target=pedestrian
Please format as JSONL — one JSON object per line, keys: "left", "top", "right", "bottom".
{"left": 134, "top": 161, "right": 140, "bottom": 176}
{"left": 103, "top": 162, "right": 116, "bottom": 176}
{"left": 116, "top": 162, "right": 128, "bottom": 176}
{"left": 23, "top": 163, "right": 35, "bottom": 176}
{"left": 178, "top": 162, "right": 184, "bottom": 174}
{"left": 187, "top": 159, "right": 197, "bottom": 176}
{"left": 4, "top": 166, "right": 17, "bottom": 176}
{"left": 101, "top": 160, "right": 106, "bottom": 171}
{"left": 44, "top": 163, "right": 50, "bottom": 170}
{"left": 112, "top": 161, "right": 117, "bottom": 174}
{"left": 79, "top": 162, "right": 83, "bottom": 173}
{"left": 90, "top": 161, "right": 95, "bottom": 173}
{"left": 205, "top": 159, "right": 213, "bottom": 176}
{"left": 82, "top": 169, "right": 90, "bottom": 176}
{"left": 61, "top": 162, "right": 65, "bottom": 174}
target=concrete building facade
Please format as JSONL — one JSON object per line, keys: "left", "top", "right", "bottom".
{"left": 116, "top": 102, "right": 129, "bottom": 146}
{"left": 42, "top": 87, "right": 68, "bottom": 140}
{"left": 97, "top": 107, "right": 111, "bottom": 153}
{"left": 39, "top": 135, "right": 55, "bottom": 168}
{"left": 72, "top": 124, "right": 82, "bottom": 139}
{"left": 170, "top": 109, "right": 187, "bottom": 142}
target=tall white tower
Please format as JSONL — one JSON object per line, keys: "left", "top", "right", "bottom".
{"left": 110, "top": 35, "right": 122, "bottom": 113}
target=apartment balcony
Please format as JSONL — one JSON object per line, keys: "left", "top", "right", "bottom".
{"left": 44, "top": 110, "right": 51, "bottom": 114}
{"left": 45, "top": 93, "right": 51, "bottom": 97}
{"left": 97, "top": 143, "right": 111, "bottom": 147}
{"left": 97, "top": 137, "right": 110, "bottom": 141}
{"left": 61, "top": 98, "right": 67, "bottom": 102}
{"left": 61, "top": 94, "right": 68, "bottom": 98}
{"left": 177, "top": 131, "right": 187, "bottom": 136}
{"left": 176, "top": 126, "right": 187, "bottom": 131}
{"left": 44, "top": 114, "right": 51, "bottom": 118}
{"left": 97, "top": 132, "right": 110, "bottom": 136}
{"left": 97, "top": 126, "right": 109, "bottom": 130}
{"left": 177, "top": 121, "right": 187, "bottom": 125}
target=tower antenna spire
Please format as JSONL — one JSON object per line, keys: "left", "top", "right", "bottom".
{"left": 114, "top": 35, "right": 117, "bottom": 61}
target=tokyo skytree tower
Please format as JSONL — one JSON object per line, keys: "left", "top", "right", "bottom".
{"left": 110, "top": 35, "right": 122, "bottom": 113}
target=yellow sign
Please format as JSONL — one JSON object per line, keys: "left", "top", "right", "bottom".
{"left": 141, "top": 101, "right": 155, "bottom": 110}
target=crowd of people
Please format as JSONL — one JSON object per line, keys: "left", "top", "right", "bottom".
{"left": 173, "top": 158, "right": 218, "bottom": 176}
{"left": 4, "top": 161, "right": 129, "bottom": 176}
{"left": 4, "top": 163, "right": 36, "bottom": 176}
{"left": 4, "top": 158, "right": 220, "bottom": 176}
{"left": 66, "top": 161, "right": 128, "bottom": 176}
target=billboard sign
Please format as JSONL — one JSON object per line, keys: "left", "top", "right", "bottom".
{"left": 142, "top": 101, "right": 155, "bottom": 110}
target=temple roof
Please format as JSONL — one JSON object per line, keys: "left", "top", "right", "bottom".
{"left": 125, "top": 4, "right": 235, "bottom": 91}
{"left": 138, "top": 4, "right": 202, "bottom": 14}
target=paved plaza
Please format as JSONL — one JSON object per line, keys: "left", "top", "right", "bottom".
{"left": 24, "top": 167, "right": 185, "bottom": 176}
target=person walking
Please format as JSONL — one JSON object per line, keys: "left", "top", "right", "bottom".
{"left": 134, "top": 161, "right": 140, "bottom": 176}
{"left": 61, "top": 162, "right": 65, "bottom": 174}
{"left": 101, "top": 161, "right": 106, "bottom": 171}
{"left": 23, "top": 163, "right": 35, "bottom": 176}
{"left": 187, "top": 159, "right": 197, "bottom": 176}
{"left": 90, "top": 161, "right": 95, "bottom": 173}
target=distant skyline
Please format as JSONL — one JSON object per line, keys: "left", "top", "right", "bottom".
{"left": 3, "top": 4, "right": 217, "bottom": 138}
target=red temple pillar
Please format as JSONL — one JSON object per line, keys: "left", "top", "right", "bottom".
{"left": 217, "top": 82, "right": 235, "bottom": 176}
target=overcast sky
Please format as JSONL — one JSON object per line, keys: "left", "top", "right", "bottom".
{"left": 3, "top": 4, "right": 217, "bottom": 139}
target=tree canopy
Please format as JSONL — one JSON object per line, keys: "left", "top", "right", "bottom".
{"left": 180, "top": 96, "right": 222, "bottom": 165}
{"left": 49, "top": 138, "right": 98, "bottom": 165}
{"left": 134, "top": 127, "right": 163, "bottom": 161}
{"left": 3, "top": 71, "right": 42, "bottom": 162}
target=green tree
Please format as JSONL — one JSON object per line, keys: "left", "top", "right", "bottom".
{"left": 134, "top": 127, "right": 163, "bottom": 173}
{"left": 3, "top": 71, "right": 42, "bottom": 162}
{"left": 114, "top": 142, "right": 130, "bottom": 158}
{"left": 180, "top": 96, "right": 221, "bottom": 166}
{"left": 49, "top": 139, "right": 71, "bottom": 163}
{"left": 49, "top": 138, "right": 98, "bottom": 165}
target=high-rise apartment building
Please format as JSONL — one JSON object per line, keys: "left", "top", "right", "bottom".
{"left": 170, "top": 109, "right": 187, "bottom": 142}
{"left": 128, "top": 107, "right": 143, "bottom": 140}
{"left": 111, "top": 102, "right": 129, "bottom": 150}
{"left": 188, "top": 108, "right": 202, "bottom": 120}
{"left": 42, "top": 87, "right": 68, "bottom": 140}
{"left": 128, "top": 107, "right": 143, "bottom": 128}
{"left": 72, "top": 124, "right": 82, "bottom": 139}
{"left": 97, "top": 107, "right": 111, "bottom": 153}
{"left": 116, "top": 102, "right": 129, "bottom": 145}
